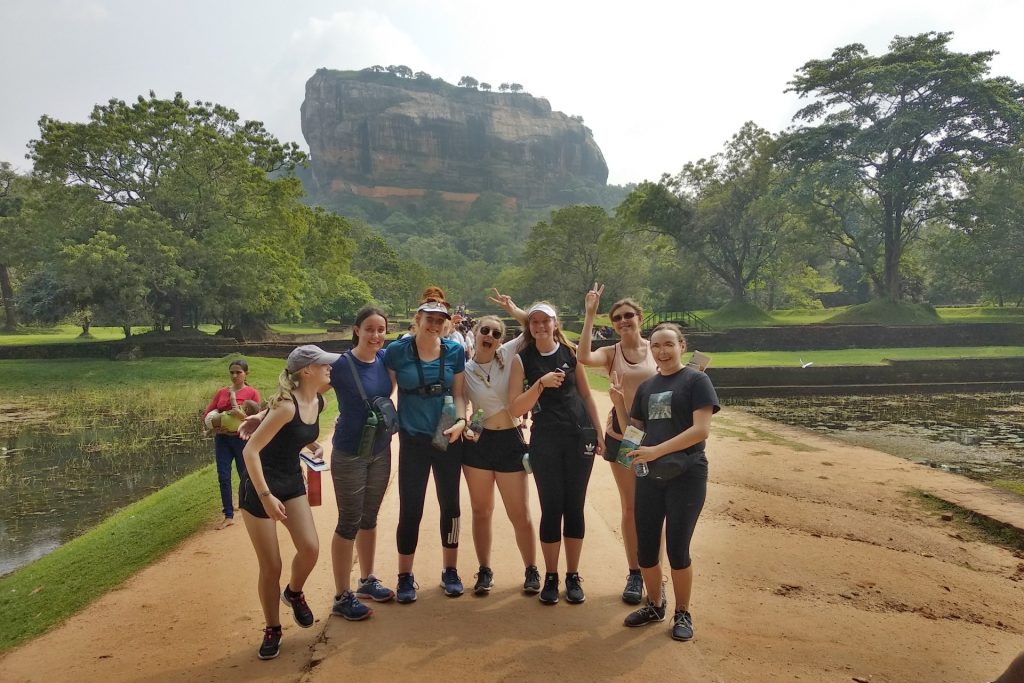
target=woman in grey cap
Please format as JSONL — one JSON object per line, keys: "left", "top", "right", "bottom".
{"left": 239, "top": 344, "right": 336, "bottom": 661}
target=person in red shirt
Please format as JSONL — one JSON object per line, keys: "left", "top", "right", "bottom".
{"left": 202, "top": 359, "right": 261, "bottom": 529}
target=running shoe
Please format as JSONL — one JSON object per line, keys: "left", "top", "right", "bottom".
{"left": 539, "top": 573, "right": 559, "bottom": 605}
{"left": 355, "top": 575, "right": 396, "bottom": 603}
{"left": 624, "top": 598, "right": 667, "bottom": 627}
{"left": 622, "top": 572, "right": 644, "bottom": 605}
{"left": 565, "top": 572, "right": 585, "bottom": 604}
{"left": 523, "top": 565, "right": 541, "bottom": 594}
{"left": 441, "top": 567, "right": 464, "bottom": 597}
{"left": 672, "top": 610, "right": 694, "bottom": 641}
{"left": 331, "top": 590, "right": 372, "bottom": 621}
{"left": 257, "top": 626, "right": 282, "bottom": 660}
{"left": 281, "top": 585, "right": 314, "bottom": 628}
{"left": 473, "top": 566, "right": 494, "bottom": 595}
{"left": 396, "top": 573, "right": 418, "bottom": 604}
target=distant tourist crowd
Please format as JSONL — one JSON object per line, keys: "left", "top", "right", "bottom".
{"left": 202, "top": 283, "right": 718, "bottom": 661}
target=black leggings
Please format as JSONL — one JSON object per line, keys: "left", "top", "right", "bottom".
{"left": 635, "top": 453, "right": 707, "bottom": 570}
{"left": 396, "top": 432, "right": 463, "bottom": 555}
{"left": 530, "top": 430, "right": 595, "bottom": 544}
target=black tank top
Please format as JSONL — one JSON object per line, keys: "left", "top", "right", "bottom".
{"left": 519, "top": 343, "right": 588, "bottom": 434}
{"left": 259, "top": 394, "right": 323, "bottom": 478}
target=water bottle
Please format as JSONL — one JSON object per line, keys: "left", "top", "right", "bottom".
{"left": 522, "top": 451, "right": 532, "bottom": 474}
{"left": 469, "top": 408, "right": 485, "bottom": 435}
{"left": 634, "top": 460, "right": 649, "bottom": 477}
{"left": 357, "top": 409, "right": 379, "bottom": 458}
{"left": 432, "top": 395, "right": 457, "bottom": 451}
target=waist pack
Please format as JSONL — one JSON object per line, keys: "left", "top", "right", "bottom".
{"left": 344, "top": 352, "right": 400, "bottom": 436}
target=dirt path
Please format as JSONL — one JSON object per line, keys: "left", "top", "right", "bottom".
{"left": 2, "top": 396, "right": 1022, "bottom": 682}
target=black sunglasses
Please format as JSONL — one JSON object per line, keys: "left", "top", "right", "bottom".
{"left": 611, "top": 311, "right": 637, "bottom": 323}
{"left": 478, "top": 326, "right": 503, "bottom": 339}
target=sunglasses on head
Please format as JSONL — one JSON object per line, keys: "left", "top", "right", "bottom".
{"left": 478, "top": 326, "right": 502, "bottom": 339}
{"left": 611, "top": 311, "right": 637, "bottom": 323}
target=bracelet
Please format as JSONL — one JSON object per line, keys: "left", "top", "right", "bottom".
{"left": 259, "top": 490, "right": 271, "bottom": 498}
{"left": 454, "top": 417, "right": 466, "bottom": 424}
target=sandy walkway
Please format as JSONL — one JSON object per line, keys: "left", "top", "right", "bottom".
{"left": 2, "top": 395, "right": 1022, "bottom": 682}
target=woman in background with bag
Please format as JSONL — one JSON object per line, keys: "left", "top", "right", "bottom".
{"left": 508, "top": 301, "right": 604, "bottom": 606}
{"left": 462, "top": 290, "right": 539, "bottom": 596}
{"left": 326, "top": 306, "right": 399, "bottom": 621}
{"left": 384, "top": 287, "right": 468, "bottom": 603}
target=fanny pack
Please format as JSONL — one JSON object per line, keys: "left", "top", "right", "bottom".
{"left": 344, "top": 352, "right": 399, "bottom": 435}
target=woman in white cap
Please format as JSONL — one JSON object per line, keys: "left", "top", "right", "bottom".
{"left": 508, "top": 301, "right": 604, "bottom": 605}
{"left": 383, "top": 286, "right": 468, "bottom": 603}
{"left": 239, "top": 344, "right": 336, "bottom": 661}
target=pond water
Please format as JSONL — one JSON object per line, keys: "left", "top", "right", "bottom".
{"left": 0, "top": 417, "right": 211, "bottom": 575}
{"left": 728, "top": 392, "right": 1024, "bottom": 482}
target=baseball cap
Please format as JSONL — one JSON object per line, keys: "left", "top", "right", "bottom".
{"left": 526, "top": 302, "right": 557, "bottom": 319}
{"left": 286, "top": 344, "right": 341, "bottom": 373}
{"left": 417, "top": 301, "right": 452, "bottom": 319}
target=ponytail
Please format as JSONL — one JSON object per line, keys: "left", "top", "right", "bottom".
{"left": 268, "top": 368, "right": 301, "bottom": 409}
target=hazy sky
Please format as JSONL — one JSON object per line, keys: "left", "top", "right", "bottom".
{"left": 3, "top": 0, "right": 1023, "bottom": 185}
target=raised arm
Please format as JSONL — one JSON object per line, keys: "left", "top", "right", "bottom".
{"left": 578, "top": 282, "right": 614, "bottom": 368}
{"left": 488, "top": 288, "right": 527, "bottom": 327}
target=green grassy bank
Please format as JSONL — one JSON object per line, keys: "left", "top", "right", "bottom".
{"left": 0, "top": 465, "right": 219, "bottom": 653}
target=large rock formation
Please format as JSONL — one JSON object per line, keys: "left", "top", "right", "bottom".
{"left": 300, "top": 69, "right": 608, "bottom": 207}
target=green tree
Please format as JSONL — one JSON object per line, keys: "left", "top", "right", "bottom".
{"left": 61, "top": 230, "right": 149, "bottom": 338}
{"left": 509, "top": 83, "right": 523, "bottom": 94}
{"left": 784, "top": 32, "right": 1024, "bottom": 301}
{"left": 0, "top": 162, "right": 24, "bottom": 330}
{"left": 479, "top": 82, "right": 492, "bottom": 92}
{"left": 458, "top": 76, "right": 479, "bottom": 89}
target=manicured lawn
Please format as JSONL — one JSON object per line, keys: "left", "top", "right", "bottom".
{"left": 694, "top": 346, "right": 1024, "bottom": 368}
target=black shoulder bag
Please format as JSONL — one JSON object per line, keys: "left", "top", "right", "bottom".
{"left": 344, "top": 352, "right": 399, "bottom": 435}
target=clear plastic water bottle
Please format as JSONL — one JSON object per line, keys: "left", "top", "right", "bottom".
{"left": 357, "top": 409, "right": 379, "bottom": 458}
{"left": 432, "top": 395, "right": 457, "bottom": 451}
{"left": 469, "top": 408, "right": 485, "bottom": 435}
{"left": 522, "top": 451, "right": 532, "bottom": 474}
{"left": 634, "top": 460, "right": 649, "bottom": 477}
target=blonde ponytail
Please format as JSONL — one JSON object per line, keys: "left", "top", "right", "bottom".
{"left": 268, "top": 368, "right": 301, "bottom": 409}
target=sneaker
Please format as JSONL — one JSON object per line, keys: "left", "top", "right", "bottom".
{"left": 331, "top": 590, "right": 372, "bottom": 621}
{"left": 624, "top": 598, "right": 667, "bottom": 627}
{"left": 523, "top": 565, "right": 541, "bottom": 594}
{"left": 281, "top": 585, "right": 314, "bottom": 628}
{"left": 473, "top": 566, "right": 494, "bottom": 595}
{"left": 441, "top": 567, "right": 464, "bottom": 597}
{"left": 539, "top": 573, "right": 559, "bottom": 605}
{"left": 622, "top": 572, "right": 644, "bottom": 605}
{"left": 565, "top": 572, "right": 585, "bottom": 604}
{"left": 396, "top": 573, "right": 418, "bottom": 604}
{"left": 257, "top": 626, "right": 282, "bottom": 660}
{"left": 672, "top": 610, "right": 694, "bottom": 641}
{"left": 355, "top": 575, "right": 396, "bottom": 603}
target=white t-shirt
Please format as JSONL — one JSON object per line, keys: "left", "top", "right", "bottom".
{"left": 464, "top": 335, "right": 524, "bottom": 420}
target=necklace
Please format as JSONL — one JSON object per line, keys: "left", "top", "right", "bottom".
{"left": 475, "top": 359, "right": 495, "bottom": 384}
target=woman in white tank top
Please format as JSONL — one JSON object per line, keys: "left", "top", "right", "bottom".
{"left": 578, "top": 284, "right": 657, "bottom": 606}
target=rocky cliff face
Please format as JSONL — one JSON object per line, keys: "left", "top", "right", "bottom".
{"left": 300, "top": 70, "right": 608, "bottom": 207}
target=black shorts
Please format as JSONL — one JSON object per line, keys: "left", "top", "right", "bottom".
{"left": 238, "top": 470, "right": 307, "bottom": 519}
{"left": 462, "top": 427, "right": 528, "bottom": 473}
{"left": 603, "top": 432, "right": 621, "bottom": 463}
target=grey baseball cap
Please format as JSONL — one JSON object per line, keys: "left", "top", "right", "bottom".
{"left": 286, "top": 344, "right": 341, "bottom": 373}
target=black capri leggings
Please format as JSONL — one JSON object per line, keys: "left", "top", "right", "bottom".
{"left": 396, "top": 432, "right": 463, "bottom": 555}
{"left": 635, "top": 452, "right": 707, "bottom": 570}
{"left": 331, "top": 446, "right": 392, "bottom": 540}
{"left": 529, "top": 430, "right": 595, "bottom": 544}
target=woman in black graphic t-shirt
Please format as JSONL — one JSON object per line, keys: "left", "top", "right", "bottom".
{"left": 611, "top": 323, "right": 719, "bottom": 643}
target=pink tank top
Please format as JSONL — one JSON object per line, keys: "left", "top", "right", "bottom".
{"left": 605, "top": 341, "right": 657, "bottom": 439}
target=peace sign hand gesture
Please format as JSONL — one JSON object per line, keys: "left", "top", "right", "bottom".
{"left": 488, "top": 288, "right": 516, "bottom": 314}
{"left": 584, "top": 282, "right": 605, "bottom": 317}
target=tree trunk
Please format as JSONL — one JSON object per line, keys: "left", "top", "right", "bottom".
{"left": 123, "top": 322, "right": 132, "bottom": 339}
{"left": 0, "top": 263, "right": 17, "bottom": 331}
{"left": 882, "top": 204, "right": 902, "bottom": 302}
{"left": 79, "top": 315, "right": 92, "bottom": 338}
{"left": 171, "top": 296, "right": 184, "bottom": 332}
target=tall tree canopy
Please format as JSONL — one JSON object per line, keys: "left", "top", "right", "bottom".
{"left": 783, "top": 31, "right": 1024, "bottom": 301}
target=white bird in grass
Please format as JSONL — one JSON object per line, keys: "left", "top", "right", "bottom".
{"left": 799, "top": 358, "right": 814, "bottom": 368}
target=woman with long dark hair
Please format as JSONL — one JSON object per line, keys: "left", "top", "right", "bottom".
{"left": 384, "top": 286, "right": 468, "bottom": 603}
{"left": 508, "top": 302, "right": 604, "bottom": 605}
{"left": 202, "top": 359, "right": 261, "bottom": 530}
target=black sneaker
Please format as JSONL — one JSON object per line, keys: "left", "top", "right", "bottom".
{"left": 523, "top": 565, "right": 541, "bottom": 594}
{"left": 396, "top": 573, "right": 418, "bottom": 604}
{"left": 281, "top": 585, "right": 314, "bottom": 628}
{"left": 624, "top": 598, "right": 666, "bottom": 627}
{"left": 622, "top": 572, "right": 643, "bottom": 605}
{"left": 473, "top": 566, "right": 494, "bottom": 595}
{"left": 257, "top": 626, "right": 282, "bottom": 660}
{"left": 672, "top": 610, "right": 694, "bottom": 641}
{"left": 539, "top": 572, "right": 559, "bottom": 604}
{"left": 565, "top": 572, "right": 585, "bottom": 604}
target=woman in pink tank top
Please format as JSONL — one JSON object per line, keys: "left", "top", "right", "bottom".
{"left": 578, "top": 283, "right": 657, "bottom": 606}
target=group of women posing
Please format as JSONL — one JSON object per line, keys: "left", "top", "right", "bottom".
{"left": 225, "top": 284, "right": 718, "bottom": 659}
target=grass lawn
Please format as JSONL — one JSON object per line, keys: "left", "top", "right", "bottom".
{"left": 0, "top": 466, "right": 220, "bottom": 652}
{"left": 701, "top": 346, "right": 1024, "bottom": 368}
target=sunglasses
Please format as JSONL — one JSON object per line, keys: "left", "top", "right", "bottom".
{"left": 478, "top": 326, "right": 503, "bottom": 339}
{"left": 611, "top": 311, "right": 637, "bottom": 323}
